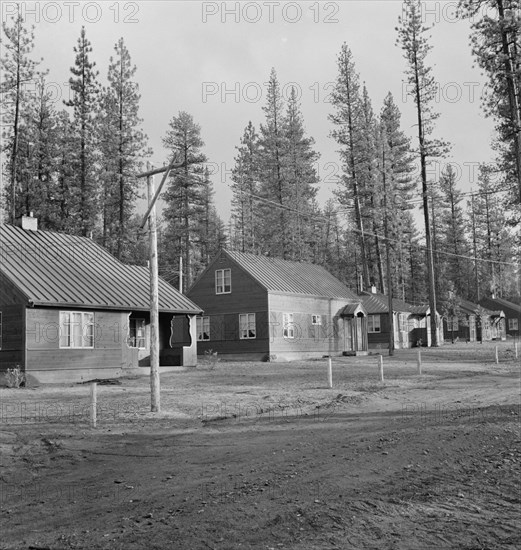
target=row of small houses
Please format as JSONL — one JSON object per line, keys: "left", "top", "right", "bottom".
{"left": 0, "top": 219, "right": 519, "bottom": 383}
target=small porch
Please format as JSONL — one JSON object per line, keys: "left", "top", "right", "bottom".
{"left": 339, "top": 302, "right": 368, "bottom": 356}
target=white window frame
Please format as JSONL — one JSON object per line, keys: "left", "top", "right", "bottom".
{"left": 196, "top": 316, "right": 211, "bottom": 341}
{"left": 448, "top": 318, "right": 459, "bottom": 332}
{"left": 367, "top": 314, "right": 381, "bottom": 333}
{"left": 311, "top": 314, "right": 322, "bottom": 326}
{"left": 215, "top": 268, "right": 231, "bottom": 294}
{"left": 239, "top": 313, "right": 256, "bottom": 339}
{"left": 59, "top": 311, "right": 94, "bottom": 349}
{"left": 508, "top": 318, "right": 519, "bottom": 331}
{"left": 128, "top": 318, "right": 146, "bottom": 349}
{"left": 283, "top": 313, "right": 294, "bottom": 339}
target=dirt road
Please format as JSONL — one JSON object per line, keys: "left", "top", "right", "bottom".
{"left": 1, "top": 344, "right": 520, "bottom": 549}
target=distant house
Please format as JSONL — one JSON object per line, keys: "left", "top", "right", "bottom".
{"left": 359, "top": 290, "right": 443, "bottom": 349}
{"left": 187, "top": 249, "right": 368, "bottom": 361}
{"left": 479, "top": 297, "right": 520, "bottom": 338}
{"left": 0, "top": 219, "right": 202, "bottom": 383}
{"left": 443, "top": 298, "right": 506, "bottom": 342}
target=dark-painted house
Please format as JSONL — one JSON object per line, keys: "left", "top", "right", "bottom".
{"left": 480, "top": 297, "right": 520, "bottom": 338}
{"left": 187, "top": 249, "right": 368, "bottom": 361}
{"left": 359, "top": 290, "right": 443, "bottom": 349}
{"left": 0, "top": 220, "right": 202, "bottom": 383}
{"left": 443, "top": 298, "right": 506, "bottom": 342}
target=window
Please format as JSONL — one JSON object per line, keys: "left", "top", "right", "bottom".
{"left": 59, "top": 311, "right": 94, "bottom": 348}
{"left": 508, "top": 318, "right": 519, "bottom": 331}
{"left": 367, "top": 314, "right": 381, "bottom": 333}
{"left": 311, "top": 314, "right": 322, "bottom": 326}
{"left": 129, "top": 318, "right": 146, "bottom": 348}
{"left": 197, "top": 316, "right": 211, "bottom": 341}
{"left": 283, "top": 313, "right": 294, "bottom": 339}
{"left": 239, "top": 313, "right": 256, "bottom": 339}
{"left": 215, "top": 269, "right": 231, "bottom": 294}
{"left": 398, "top": 313, "right": 408, "bottom": 331}
{"left": 448, "top": 318, "right": 459, "bottom": 332}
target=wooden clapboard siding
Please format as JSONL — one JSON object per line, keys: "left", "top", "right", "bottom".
{"left": 196, "top": 311, "right": 270, "bottom": 356}
{"left": 0, "top": 304, "right": 25, "bottom": 370}
{"left": 187, "top": 250, "right": 268, "bottom": 315}
{"left": 25, "top": 307, "right": 126, "bottom": 373}
{"left": 268, "top": 295, "right": 344, "bottom": 356}
{"left": 0, "top": 271, "right": 27, "bottom": 306}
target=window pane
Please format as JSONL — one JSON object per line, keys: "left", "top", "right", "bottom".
{"left": 83, "top": 313, "right": 94, "bottom": 347}
{"left": 60, "top": 312, "right": 70, "bottom": 347}
{"left": 72, "top": 313, "right": 82, "bottom": 347}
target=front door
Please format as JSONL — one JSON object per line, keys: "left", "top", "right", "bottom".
{"left": 356, "top": 316, "right": 364, "bottom": 350}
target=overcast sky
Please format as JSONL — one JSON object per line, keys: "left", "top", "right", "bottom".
{"left": 2, "top": 0, "right": 496, "bottom": 224}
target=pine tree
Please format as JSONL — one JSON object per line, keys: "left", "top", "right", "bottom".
{"left": 1, "top": 10, "right": 39, "bottom": 223}
{"left": 98, "top": 38, "right": 150, "bottom": 259}
{"left": 459, "top": 0, "right": 521, "bottom": 205}
{"left": 16, "top": 75, "right": 62, "bottom": 229}
{"left": 329, "top": 44, "right": 371, "bottom": 289}
{"left": 397, "top": 0, "right": 450, "bottom": 345}
{"left": 230, "top": 121, "right": 261, "bottom": 253}
{"left": 162, "top": 111, "right": 207, "bottom": 292}
{"left": 53, "top": 110, "right": 76, "bottom": 233}
{"left": 258, "top": 68, "right": 289, "bottom": 257}
{"left": 470, "top": 164, "right": 517, "bottom": 298}
{"left": 65, "top": 26, "right": 100, "bottom": 236}
{"left": 282, "top": 86, "right": 320, "bottom": 261}
{"left": 438, "top": 164, "right": 471, "bottom": 298}
{"left": 379, "top": 92, "right": 417, "bottom": 298}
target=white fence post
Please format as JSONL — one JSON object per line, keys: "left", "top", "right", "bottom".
{"left": 90, "top": 382, "right": 97, "bottom": 428}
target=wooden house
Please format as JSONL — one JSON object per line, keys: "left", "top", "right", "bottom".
{"left": 443, "top": 298, "right": 506, "bottom": 342}
{"left": 480, "top": 297, "right": 520, "bottom": 338}
{"left": 187, "top": 249, "right": 368, "bottom": 361}
{"left": 0, "top": 220, "right": 202, "bottom": 383}
{"left": 359, "top": 290, "right": 443, "bottom": 349}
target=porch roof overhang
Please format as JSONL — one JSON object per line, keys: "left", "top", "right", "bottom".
{"left": 339, "top": 301, "right": 367, "bottom": 317}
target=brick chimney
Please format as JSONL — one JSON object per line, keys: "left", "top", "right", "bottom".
{"left": 18, "top": 212, "right": 38, "bottom": 231}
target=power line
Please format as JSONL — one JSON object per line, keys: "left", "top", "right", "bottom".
{"left": 236, "top": 190, "right": 520, "bottom": 268}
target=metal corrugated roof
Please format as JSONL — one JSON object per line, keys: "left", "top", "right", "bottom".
{"left": 224, "top": 249, "right": 359, "bottom": 300}
{"left": 0, "top": 224, "right": 202, "bottom": 314}
{"left": 480, "top": 297, "right": 521, "bottom": 314}
{"left": 459, "top": 298, "right": 502, "bottom": 318}
{"left": 360, "top": 292, "right": 424, "bottom": 314}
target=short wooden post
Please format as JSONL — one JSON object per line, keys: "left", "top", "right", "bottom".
{"left": 378, "top": 355, "right": 384, "bottom": 382}
{"left": 90, "top": 382, "right": 97, "bottom": 428}
{"left": 514, "top": 342, "right": 518, "bottom": 359}
{"left": 327, "top": 357, "right": 333, "bottom": 388}
{"left": 495, "top": 346, "right": 499, "bottom": 364}
{"left": 417, "top": 349, "right": 422, "bottom": 375}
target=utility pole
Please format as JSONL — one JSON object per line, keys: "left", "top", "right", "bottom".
{"left": 470, "top": 192, "right": 480, "bottom": 301}
{"left": 137, "top": 157, "right": 185, "bottom": 413}
{"left": 146, "top": 167, "right": 160, "bottom": 413}
{"left": 179, "top": 256, "right": 183, "bottom": 293}
{"left": 381, "top": 139, "right": 394, "bottom": 356}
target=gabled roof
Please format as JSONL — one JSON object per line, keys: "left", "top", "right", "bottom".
{"left": 480, "top": 297, "right": 521, "bottom": 315}
{"left": 219, "top": 249, "right": 359, "bottom": 300}
{"left": 0, "top": 224, "right": 202, "bottom": 314}
{"left": 360, "top": 291, "right": 427, "bottom": 315}
{"left": 459, "top": 298, "right": 503, "bottom": 318}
